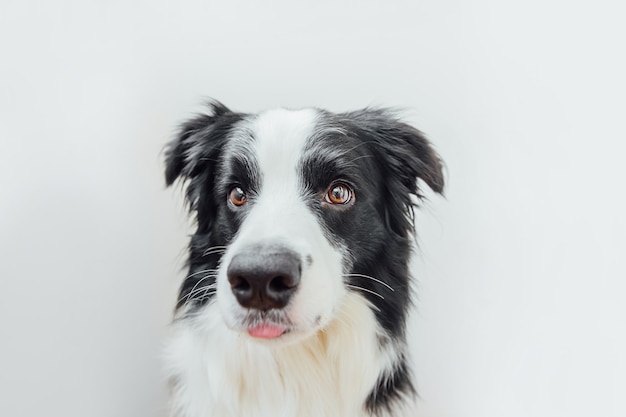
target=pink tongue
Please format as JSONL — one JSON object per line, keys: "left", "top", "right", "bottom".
{"left": 248, "top": 324, "right": 286, "bottom": 339}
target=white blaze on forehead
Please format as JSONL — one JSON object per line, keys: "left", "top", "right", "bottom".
{"left": 230, "top": 107, "right": 323, "bottom": 255}
{"left": 249, "top": 108, "right": 318, "bottom": 194}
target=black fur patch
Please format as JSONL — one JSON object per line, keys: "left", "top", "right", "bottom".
{"left": 365, "top": 357, "right": 416, "bottom": 415}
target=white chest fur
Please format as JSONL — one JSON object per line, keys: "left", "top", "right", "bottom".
{"left": 165, "top": 293, "right": 411, "bottom": 417}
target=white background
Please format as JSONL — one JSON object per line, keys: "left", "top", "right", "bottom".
{"left": 1, "top": 1, "right": 625, "bottom": 416}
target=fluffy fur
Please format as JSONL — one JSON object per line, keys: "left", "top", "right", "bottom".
{"left": 164, "top": 101, "right": 444, "bottom": 417}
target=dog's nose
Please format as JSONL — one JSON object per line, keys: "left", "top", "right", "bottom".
{"left": 227, "top": 247, "right": 301, "bottom": 310}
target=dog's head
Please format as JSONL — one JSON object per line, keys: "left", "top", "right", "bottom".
{"left": 165, "top": 101, "right": 443, "bottom": 344}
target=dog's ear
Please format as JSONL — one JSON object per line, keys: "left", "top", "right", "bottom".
{"left": 164, "top": 101, "right": 243, "bottom": 230}
{"left": 375, "top": 112, "right": 444, "bottom": 197}
{"left": 345, "top": 108, "right": 444, "bottom": 233}
{"left": 164, "top": 100, "right": 236, "bottom": 186}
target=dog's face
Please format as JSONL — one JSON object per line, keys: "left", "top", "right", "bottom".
{"left": 165, "top": 102, "right": 443, "bottom": 345}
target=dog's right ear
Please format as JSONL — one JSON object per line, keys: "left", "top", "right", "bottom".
{"left": 164, "top": 101, "right": 244, "bottom": 232}
{"left": 164, "top": 100, "right": 238, "bottom": 186}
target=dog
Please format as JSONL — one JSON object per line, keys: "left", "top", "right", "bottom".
{"left": 163, "top": 101, "right": 444, "bottom": 417}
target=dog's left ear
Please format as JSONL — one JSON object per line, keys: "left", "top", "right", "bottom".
{"left": 347, "top": 108, "right": 444, "bottom": 196}
{"left": 345, "top": 108, "right": 444, "bottom": 235}
{"left": 377, "top": 118, "right": 444, "bottom": 198}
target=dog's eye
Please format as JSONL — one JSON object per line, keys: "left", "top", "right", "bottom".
{"left": 228, "top": 186, "right": 248, "bottom": 206}
{"left": 325, "top": 183, "right": 354, "bottom": 205}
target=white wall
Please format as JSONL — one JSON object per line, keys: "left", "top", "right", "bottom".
{"left": 1, "top": 1, "right": 624, "bottom": 416}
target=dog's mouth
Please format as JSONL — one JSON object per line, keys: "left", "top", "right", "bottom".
{"left": 247, "top": 323, "right": 288, "bottom": 339}
{"left": 237, "top": 309, "right": 293, "bottom": 339}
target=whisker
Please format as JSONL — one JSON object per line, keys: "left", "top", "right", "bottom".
{"left": 202, "top": 246, "right": 228, "bottom": 257}
{"left": 178, "top": 275, "right": 217, "bottom": 305}
{"left": 368, "top": 303, "right": 381, "bottom": 313}
{"left": 185, "top": 269, "right": 218, "bottom": 279}
{"left": 342, "top": 273, "right": 394, "bottom": 291}
{"left": 196, "top": 289, "right": 217, "bottom": 300}
{"left": 185, "top": 282, "right": 218, "bottom": 299}
{"left": 188, "top": 288, "right": 217, "bottom": 303}
{"left": 346, "top": 284, "right": 385, "bottom": 300}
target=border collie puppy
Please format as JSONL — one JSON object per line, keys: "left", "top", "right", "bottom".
{"left": 164, "top": 101, "right": 444, "bottom": 417}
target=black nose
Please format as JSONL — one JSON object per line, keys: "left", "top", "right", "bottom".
{"left": 227, "top": 247, "right": 301, "bottom": 310}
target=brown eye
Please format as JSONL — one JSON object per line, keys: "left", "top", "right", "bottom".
{"left": 228, "top": 186, "right": 248, "bottom": 206}
{"left": 325, "top": 183, "right": 354, "bottom": 205}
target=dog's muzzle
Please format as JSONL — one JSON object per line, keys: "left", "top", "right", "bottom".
{"left": 227, "top": 245, "right": 301, "bottom": 310}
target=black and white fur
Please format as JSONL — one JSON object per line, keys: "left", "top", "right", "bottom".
{"left": 164, "top": 101, "right": 444, "bottom": 417}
